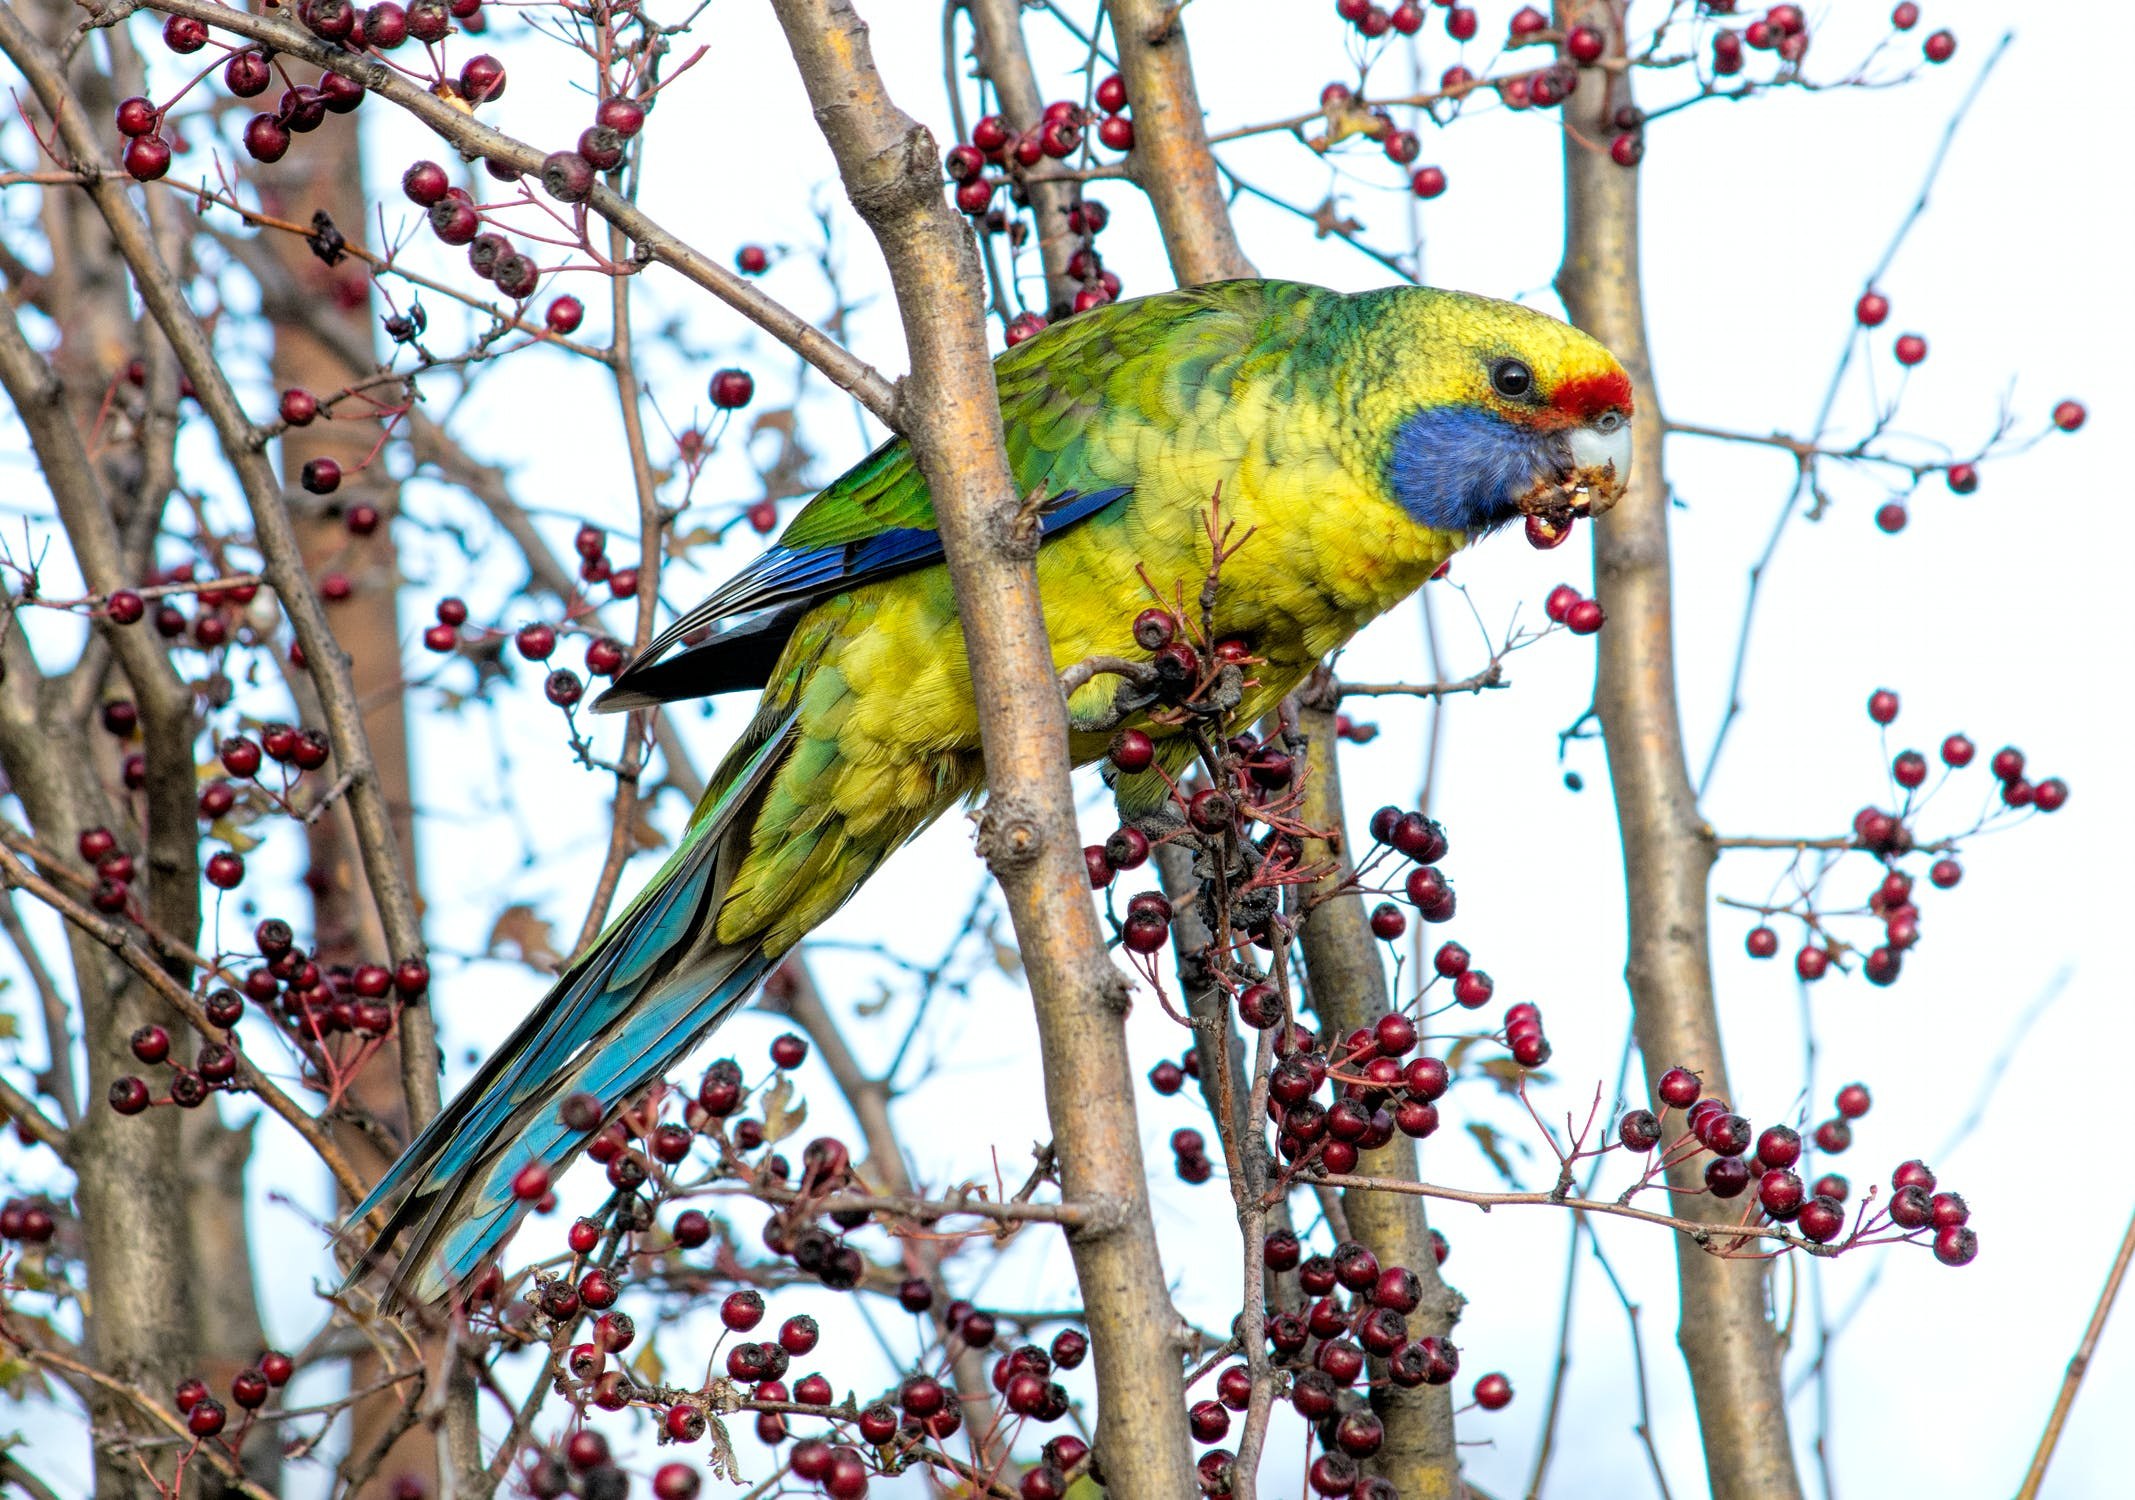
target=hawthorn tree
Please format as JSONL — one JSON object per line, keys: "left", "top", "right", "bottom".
{"left": 0, "top": 2, "right": 2117, "bottom": 1500}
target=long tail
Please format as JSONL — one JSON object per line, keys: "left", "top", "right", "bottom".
{"left": 344, "top": 718, "right": 797, "bottom": 1311}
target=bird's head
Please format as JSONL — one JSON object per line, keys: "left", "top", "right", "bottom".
{"left": 1349, "top": 287, "right": 1634, "bottom": 546}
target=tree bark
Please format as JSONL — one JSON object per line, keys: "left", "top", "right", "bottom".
{"left": 1553, "top": 8, "right": 1804, "bottom": 1498}
{"left": 1108, "top": 0, "right": 1253, "bottom": 287}
{"left": 764, "top": 2, "right": 1196, "bottom": 1495}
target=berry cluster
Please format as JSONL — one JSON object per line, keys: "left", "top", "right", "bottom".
{"left": 1734, "top": 688, "right": 2068, "bottom": 989}
{"left": 169, "top": 1349, "right": 296, "bottom": 1445}
{"left": 78, "top": 698, "right": 357, "bottom": 913}
{"left": 1200, "top": 1229, "right": 1508, "bottom": 1496}
{"left": 1618, "top": 1067, "right": 1977, "bottom": 1265}
{"left": 0, "top": 1199, "right": 57, "bottom": 1247}
{"left": 107, "top": 917, "right": 428, "bottom": 1117}
{"left": 475, "top": 1026, "right": 1120, "bottom": 1497}
{"left": 944, "top": 107, "right": 1123, "bottom": 314}
{"left": 1543, "top": 581, "right": 1606, "bottom": 636}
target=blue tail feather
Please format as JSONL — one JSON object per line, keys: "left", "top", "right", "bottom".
{"left": 344, "top": 719, "right": 796, "bottom": 1310}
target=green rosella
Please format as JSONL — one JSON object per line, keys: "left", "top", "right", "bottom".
{"left": 350, "top": 279, "right": 1632, "bottom": 1305}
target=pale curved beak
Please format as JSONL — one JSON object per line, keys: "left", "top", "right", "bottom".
{"left": 1565, "top": 419, "right": 1633, "bottom": 516}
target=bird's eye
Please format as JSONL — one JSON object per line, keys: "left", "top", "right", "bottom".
{"left": 1592, "top": 410, "right": 1625, "bottom": 434}
{"left": 1490, "top": 359, "right": 1534, "bottom": 400}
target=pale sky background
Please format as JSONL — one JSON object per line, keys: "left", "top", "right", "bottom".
{"left": 3, "top": 2, "right": 2131, "bottom": 1497}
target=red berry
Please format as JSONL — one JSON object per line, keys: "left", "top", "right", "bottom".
{"left": 1855, "top": 290, "right": 1890, "bottom": 327}
{"left": 402, "top": 161, "right": 449, "bottom": 207}
{"left": 1565, "top": 598, "right": 1605, "bottom": 635}
{"left": 116, "top": 97, "right": 159, "bottom": 137}
{"left": 1656, "top": 1066, "right": 1701, "bottom": 1109}
{"left": 2052, "top": 399, "right": 2086, "bottom": 432}
{"left": 130, "top": 1024, "right": 171, "bottom": 1065}
{"left": 736, "top": 244, "right": 770, "bottom": 274}
{"left": 1189, "top": 1400, "right": 1230, "bottom": 1443}
{"left": 458, "top": 54, "right": 507, "bottom": 105}
{"left": 1893, "top": 333, "right": 1928, "bottom": 366}
{"left": 1509, "top": 6, "right": 1547, "bottom": 38}
{"left": 242, "top": 112, "right": 291, "bottom": 163}
{"left": 1922, "top": 29, "right": 1955, "bottom": 63}
{"left": 205, "top": 851, "right": 245, "bottom": 889}
{"left": 1566, "top": 24, "right": 1605, "bottom": 63}
{"left": 1618, "top": 1109, "right": 1662, "bottom": 1151}
{"left": 1891, "top": 2, "right": 1919, "bottom": 28}
{"left": 230, "top": 1369, "right": 270, "bottom": 1409}
{"left": 301, "top": 457, "right": 341, "bottom": 495}
{"left": 1410, "top": 166, "right": 1448, "bottom": 199}
{"left": 1108, "top": 728, "right": 1155, "bottom": 773}
{"left": 187, "top": 1397, "right": 228, "bottom": 1437}
{"left": 596, "top": 96, "right": 646, "bottom": 138}
{"left": 164, "top": 15, "right": 209, "bottom": 51}
{"left": 654, "top": 1463, "right": 700, "bottom": 1500}
{"left": 709, "top": 369, "right": 754, "bottom": 409}
{"left": 1745, "top": 925, "right": 1779, "bottom": 958}
{"left": 511, "top": 1162, "right": 550, "bottom": 1200}
{"left": 1472, "top": 1372, "right": 1513, "bottom": 1410}
{"left": 545, "top": 296, "right": 584, "bottom": 335}
{"left": 2033, "top": 777, "right": 2069, "bottom": 812}
{"left": 1796, "top": 1195, "right": 1846, "bottom": 1243}
{"left": 225, "top": 50, "right": 272, "bottom": 97}
{"left": 123, "top": 134, "right": 172, "bottom": 182}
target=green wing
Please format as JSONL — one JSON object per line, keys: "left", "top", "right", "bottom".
{"left": 781, "top": 279, "right": 1305, "bottom": 548}
{"left": 598, "top": 281, "right": 1318, "bottom": 712}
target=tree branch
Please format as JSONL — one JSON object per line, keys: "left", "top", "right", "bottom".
{"left": 2015, "top": 1200, "right": 2135, "bottom": 1500}
{"left": 1107, "top": 0, "right": 1253, "bottom": 285}
{"left": 763, "top": 1, "right": 1195, "bottom": 1490}
{"left": 1553, "top": 8, "right": 1802, "bottom": 1497}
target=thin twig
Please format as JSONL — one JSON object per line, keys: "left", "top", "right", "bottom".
{"left": 2015, "top": 1202, "right": 2135, "bottom": 1500}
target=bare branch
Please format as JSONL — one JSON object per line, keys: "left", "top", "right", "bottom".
{"left": 764, "top": 0, "right": 1194, "bottom": 1489}
{"left": 1553, "top": 7, "right": 1802, "bottom": 1495}
{"left": 2015, "top": 1201, "right": 2135, "bottom": 1500}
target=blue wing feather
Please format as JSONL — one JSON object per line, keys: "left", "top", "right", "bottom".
{"left": 595, "top": 486, "right": 1132, "bottom": 714}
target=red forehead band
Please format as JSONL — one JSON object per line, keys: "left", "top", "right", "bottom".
{"left": 1551, "top": 369, "right": 1634, "bottom": 421}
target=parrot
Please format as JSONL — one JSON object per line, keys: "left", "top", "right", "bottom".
{"left": 347, "top": 278, "right": 1632, "bottom": 1307}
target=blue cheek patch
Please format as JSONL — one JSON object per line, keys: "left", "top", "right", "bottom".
{"left": 1387, "top": 406, "right": 1543, "bottom": 534}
